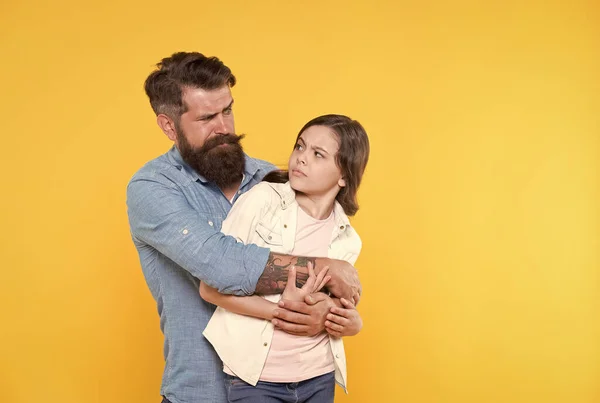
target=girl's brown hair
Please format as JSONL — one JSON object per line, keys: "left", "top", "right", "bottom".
{"left": 263, "top": 114, "right": 370, "bottom": 216}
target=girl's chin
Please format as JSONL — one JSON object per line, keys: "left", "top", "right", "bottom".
{"left": 288, "top": 179, "right": 303, "bottom": 192}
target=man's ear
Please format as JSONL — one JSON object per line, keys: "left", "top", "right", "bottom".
{"left": 157, "top": 114, "right": 177, "bottom": 142}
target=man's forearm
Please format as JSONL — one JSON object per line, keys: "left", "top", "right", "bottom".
{"left": 255, "top": 253, "right": 325, "bottom": 294}
{"left": 255, "top": 253, "right": 360, "bottom": 302}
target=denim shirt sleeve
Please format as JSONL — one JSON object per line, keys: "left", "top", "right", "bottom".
{"left": 126, "top": 171, "right": 270, "bottom": 296}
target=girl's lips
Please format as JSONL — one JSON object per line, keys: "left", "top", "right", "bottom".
{"left": 291, "top": 169, "right": 307, "bottom": 177}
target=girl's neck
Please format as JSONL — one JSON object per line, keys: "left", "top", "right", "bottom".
{"left": 294, "top": 191, "right": 337, "bottom": 220}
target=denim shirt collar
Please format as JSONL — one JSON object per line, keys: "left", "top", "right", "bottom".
{"left": 166, "top": 145, "right": 262, "bottom": 188}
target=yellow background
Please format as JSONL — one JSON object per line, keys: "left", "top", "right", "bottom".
{"left": 1, "top": 1, "right": 598, "bottom": 402}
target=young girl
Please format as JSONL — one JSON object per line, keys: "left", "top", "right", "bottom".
{"left": 201, "top": 114, "right": 370, "bottom": 403}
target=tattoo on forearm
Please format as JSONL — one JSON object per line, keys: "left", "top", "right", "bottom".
{"left": 255, "top": 253, "right": 316, "bottom": 294}
{"left": 295, "top": 256, "right": 315, "bottom": 268}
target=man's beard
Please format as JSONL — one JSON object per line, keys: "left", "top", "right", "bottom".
{"left": 177, "top": 129, "right": 246, "bottom": 189}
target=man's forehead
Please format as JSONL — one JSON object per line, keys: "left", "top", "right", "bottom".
{"left": 183, "top": 86, "right": 233, "bottom": 111}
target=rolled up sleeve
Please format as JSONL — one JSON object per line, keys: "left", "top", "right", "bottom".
{"left": 126, "top": 172, "right": 270, "bottom": 296}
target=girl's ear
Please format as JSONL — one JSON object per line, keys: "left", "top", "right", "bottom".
{"left": 338, "top": 177, "right": 346, "bottom": 188}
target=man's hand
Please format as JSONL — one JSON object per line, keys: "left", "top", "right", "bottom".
{"left": 281, "top": 262, "right": 330, "bottom": 302}
{"left": 325, "top": 298, "right": 363, "bottom": 338}
{"left": 316, "top": 258, "right": 361, "bottom": 304}
{"left": 271, "top": 293, "right": 335, "bottom": 336}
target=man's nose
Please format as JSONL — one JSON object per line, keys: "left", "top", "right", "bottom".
{"left": 214, "top": 114, "right": 228, "bottom": 134}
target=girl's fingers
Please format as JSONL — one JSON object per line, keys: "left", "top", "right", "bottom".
{"left": 330, "top": 307, "right": 351, "bottom": 318}
{"left": 284, "top": 266, "right": 297, "bottom": 292}
{"left": 325, "top": 320, "right": 344, "bottom": 332}
{"left": 315, "top": 275, "right": 330, "bottom": 292}
{"left": 326, "top": 328, "right": 342, "bottom": 338}
{"left": 327, "top": 313, "right": 350, "bottom": 327}
{"left": 340, "top": 298, "right": 356, "bottom": 309}
{"left": 313, "top": 266, "right": 330, "bottom": 291}
{"left": 302, "top": 264, "right": 316, "bottom": 290}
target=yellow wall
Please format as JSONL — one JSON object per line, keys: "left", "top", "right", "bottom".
{"left": 1, "top": 1, "right": 598, "bottom": 402}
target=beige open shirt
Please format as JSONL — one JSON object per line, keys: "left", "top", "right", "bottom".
{"left": 203, "top": 181, "right": 362, "bottom": 392}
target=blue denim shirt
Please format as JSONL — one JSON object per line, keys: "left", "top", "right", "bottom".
{"left": 126, "top": 146, "right": 276, "bottom": 403}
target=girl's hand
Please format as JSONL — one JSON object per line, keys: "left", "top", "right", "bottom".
{"left": 325, "top": 298, "right": 363, "bottom": 337}
{"left": 281, "top": 262, "right": 330, "bottom": 302}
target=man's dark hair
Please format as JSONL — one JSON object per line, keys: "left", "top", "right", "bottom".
{"left": 144, "top": 52, "right": 236, "bottom": 122}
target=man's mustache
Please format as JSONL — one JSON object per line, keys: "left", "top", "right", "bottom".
{"left": 202, "top": 133, "right": 245, "bottom": 151}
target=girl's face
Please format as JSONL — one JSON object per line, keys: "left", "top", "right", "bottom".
{"left": 288, "top": 125, "right": 345, "bottom": 198}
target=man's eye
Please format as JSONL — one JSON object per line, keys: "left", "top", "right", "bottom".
{"left": 223, "top": 108, "right": 233, "bottom": 115}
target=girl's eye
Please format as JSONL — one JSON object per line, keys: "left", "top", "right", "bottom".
{"left": 295, "top": 143, "right": 303, "bottom": 151}
{"left": 315, "top": 152, "right": 323, "bottom": 158}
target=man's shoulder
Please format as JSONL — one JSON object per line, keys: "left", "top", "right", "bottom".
{"left": 245, "top": 155, "right": 277, "bottom": 179}
{"left": 132, "top": 152, "right": 170, "bottom": 175}
{"left": 247, "top": 155, "right": 276, "bottom": 169}
{"left": 128, "top": 149, "right": 188, "bottom": 188}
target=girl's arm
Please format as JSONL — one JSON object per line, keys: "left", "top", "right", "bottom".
{"left": 200, "top": 282, "right": 277, "bottom": 320}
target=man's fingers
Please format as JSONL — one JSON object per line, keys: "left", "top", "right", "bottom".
{"left": 352, "top": 290, "right": 360, "bottom": 305}
{"left": 273, "top": 310, "right": 310, "bottom": 325}
{"left": 304, "top": 292, "right": 329, "bottom": 305}
{"left": 276, "top": 301, "right": 312, "bottom": 315}
{"left": 272, "top": 319, "right": 308, "bottom": 335}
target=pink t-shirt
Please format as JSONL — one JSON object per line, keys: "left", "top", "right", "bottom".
{"left": 259, "top": 206, "right": 336, "bottom": 382}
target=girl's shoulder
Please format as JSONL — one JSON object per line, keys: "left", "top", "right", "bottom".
{"left": 238, "top": 181, "right": 294, "bottom": 209}
{"left": 253, "top": 181, "right": 295, "bottom": 204}
{"left": 333, "top": 201, "right": 363, "bottom": 251}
